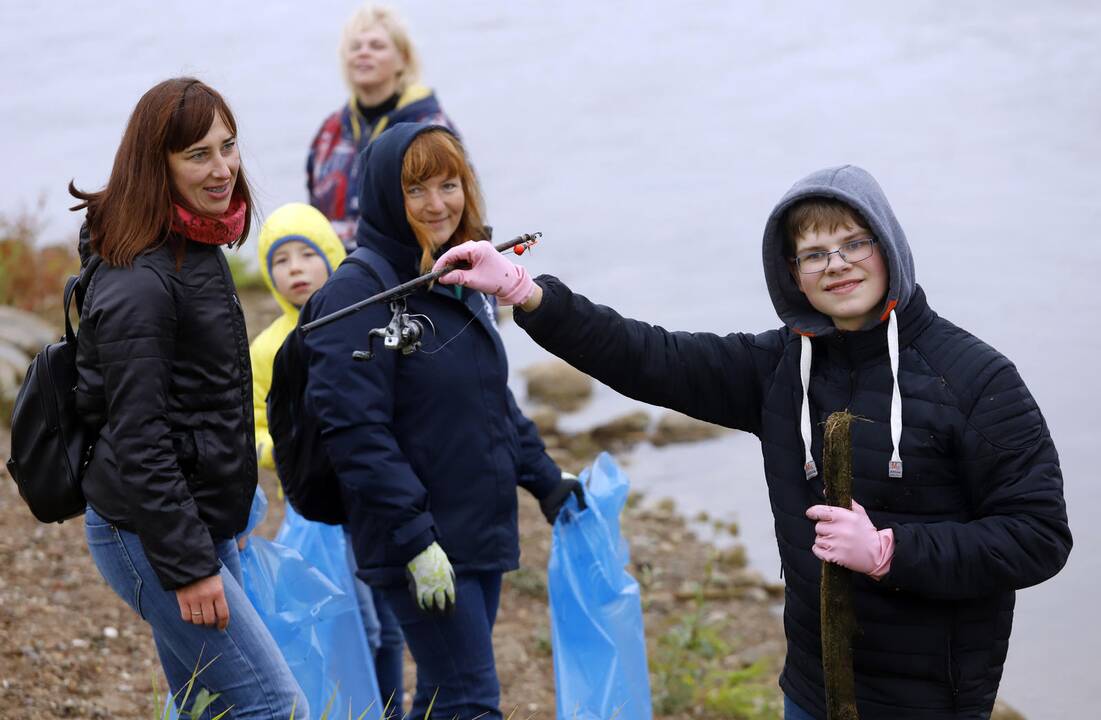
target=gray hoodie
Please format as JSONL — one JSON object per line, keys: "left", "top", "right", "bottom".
{"left": 761, "top": 164, "right": 917, "bottom": 336}
{"left": 760, "top": 165, "right": 918, "bottom": 480}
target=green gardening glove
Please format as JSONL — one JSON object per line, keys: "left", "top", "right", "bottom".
{"left": 405, "top": 541, "right": 456, "bottom": 615}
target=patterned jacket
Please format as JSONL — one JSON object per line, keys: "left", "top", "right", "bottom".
{"left": 306, "top": 84, "right": 455, "bottom": 248}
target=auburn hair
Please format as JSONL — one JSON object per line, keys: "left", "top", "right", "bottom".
{"left": 69, "top": 77, "right": 252, "bottom": 267}
{"left": 401, "top": 129, "right": 488, "bottom": 272}
{"left": 783, "top": 197, "right": 870, "bottom": 257}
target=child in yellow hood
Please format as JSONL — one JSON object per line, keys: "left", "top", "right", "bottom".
{"left": 252, "top": 202, "right": 346, "bottom": 468}
{"left": 250, "top": 202, "right": 406, "bottom": 706}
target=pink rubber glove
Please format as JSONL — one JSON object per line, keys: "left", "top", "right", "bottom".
{"left": 805, "top": 499, "right": 894, "bottom": 580}
{"left": 431, "top": 240, "right": 535, "bottom": 306}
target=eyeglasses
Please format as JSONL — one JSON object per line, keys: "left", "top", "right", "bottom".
{"left": 792, "top": 237, "right": 878, "bottom": 274}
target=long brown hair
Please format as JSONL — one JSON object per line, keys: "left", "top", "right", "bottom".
{"left": 400, "top": 129, "right": 487, "bottom": 273}
{"left": 69, "top": 77, "right": 253, "bottom": 267}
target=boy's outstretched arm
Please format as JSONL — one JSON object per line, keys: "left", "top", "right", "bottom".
{"left": 431, "top": 239, "right": 778, "bottom": 432}
{"left": 514, "top": 274, "right": 779, "bottom": 434}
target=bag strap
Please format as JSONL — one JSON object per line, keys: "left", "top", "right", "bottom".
{"left": 63, "top": 256, "right": 103, "bottom": 344}
{"left": 344, "top": 246, "right": 400, "bottom": 291}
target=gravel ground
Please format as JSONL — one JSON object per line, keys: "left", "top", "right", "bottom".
{"left": 0, "top": 289, "right": 787, "bottom": 718}
{"left": 0, "top": 425, "right": 785, "bottom": 719}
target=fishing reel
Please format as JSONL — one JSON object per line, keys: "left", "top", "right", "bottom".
{"left": 352, "top": 297, "right": 435, "bottom": 361}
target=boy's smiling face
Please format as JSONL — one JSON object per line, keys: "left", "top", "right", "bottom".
{"left": 270, "top": 240, "right": 330, "bottom": 307}
{"left": 791, "top": 223, "right": 889, "bottom": 331}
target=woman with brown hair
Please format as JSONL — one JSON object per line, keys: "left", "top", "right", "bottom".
{"left": 71, "top": 77, "right": 309, "bottom": 719}
{"left": 298, "top": 122, "right": 579, "bottom": 719}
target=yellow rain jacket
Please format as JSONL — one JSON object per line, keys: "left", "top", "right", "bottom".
{"left": 250, "top": 202, "right": 346, "bottom": 470}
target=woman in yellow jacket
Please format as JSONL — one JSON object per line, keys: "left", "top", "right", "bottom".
{"left": 250, "top": 202, "right": 406, "bottom": 704}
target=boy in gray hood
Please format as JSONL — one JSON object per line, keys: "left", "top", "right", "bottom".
{"left": 433, "top": 165, "right": 1071, "bottom": 719}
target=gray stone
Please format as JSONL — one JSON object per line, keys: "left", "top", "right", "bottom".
{"left": 991, "top": 698, "right": 1026, "bottom": 720}
{"left": 650, "top": 410, "right": 728, "bottom": 446}
{"left": 0, "top": 306, "right": 57, "bottom": 353}
{"left": 590, "top": 410, "right": 651, "bottom": 445}
{"left": 0, "top": 342, "right": 31, "bottom": 406}
{"left": 525, "top": 405, "right": 559, "bottom": 436}
{"left": 522, "top": 360, "right": 593, "bottom": 412}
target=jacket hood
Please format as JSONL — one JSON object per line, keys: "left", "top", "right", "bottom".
{"left": 353, "top": 121, "right": 453, "bottom": 279}
{"left": 762, "top": 165, "right": 916, "bottom": 336}
{"left": 258, "top": 202, "right": 346, "bottom": 318}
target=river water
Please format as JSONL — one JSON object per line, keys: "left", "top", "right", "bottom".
{"left": 3, "top": 1, "right": 1099, "bottom": 715}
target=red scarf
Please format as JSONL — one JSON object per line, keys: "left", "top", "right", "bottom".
{"left": 172, "top": 197, "right": 247, "bottom": 246}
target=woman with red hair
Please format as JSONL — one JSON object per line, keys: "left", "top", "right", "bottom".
{"left": 299, "top": 123, "right": 578, "bottom": 719}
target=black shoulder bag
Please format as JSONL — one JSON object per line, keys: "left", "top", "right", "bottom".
{"left": 6, "top": 257, "right": 102, "bottom": 523}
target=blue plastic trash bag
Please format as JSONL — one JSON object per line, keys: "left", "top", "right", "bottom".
{"left": 276, "top": 503, "right": 360, "bottom": 604}
{"left": 240, "top": 490, "right": 383, "bottom": 718}
{"left": 548, "top": 452, "right": 653, "bottom": 720}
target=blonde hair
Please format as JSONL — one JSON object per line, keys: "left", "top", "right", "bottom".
{"left": 339, "top": 3, "right": 421, "bottom": 95}
{"left": 401, "top": 129, "right": 488, "bottom": 273}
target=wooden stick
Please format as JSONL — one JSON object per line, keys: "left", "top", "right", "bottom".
{"left": 820, "top": 411, "right": 860, "bottom": 720}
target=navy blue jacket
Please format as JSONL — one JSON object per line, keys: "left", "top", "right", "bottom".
{"left": 515, "top": 166, "right": 1071, "bottom": 719}
{"left": 301, "top": 123, "right": 561, "bottom": 585}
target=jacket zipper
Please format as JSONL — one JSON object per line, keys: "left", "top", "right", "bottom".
{"left": 946, "top": 634, "right": 960, "bottom": 708}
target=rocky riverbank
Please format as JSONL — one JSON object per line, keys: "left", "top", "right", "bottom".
{"left": 0, "top": 424, "right": 788, "bottom": 718}
{"left": 0, "top": 289, "right": 1026, "bottom": 719}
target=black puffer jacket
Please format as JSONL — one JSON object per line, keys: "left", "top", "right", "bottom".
{"left": 515, "top": 167, "right": 1070, "bottom": 718}
{"left": 76, "top": 232, "right": 256, "bottom": 590}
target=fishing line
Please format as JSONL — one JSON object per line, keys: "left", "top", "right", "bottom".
{"left": 418, "top": 300, "right": 490, "bottom": 356}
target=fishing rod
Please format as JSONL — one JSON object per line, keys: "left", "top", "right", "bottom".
{"left": 300, "top": 232, "right": 541, "bottom": 360}
{"left": 301, "top": 232, "right": 541, "bottom": 334}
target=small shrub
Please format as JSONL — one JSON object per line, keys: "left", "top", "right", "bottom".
{"left": 703, "top": 660, "right": 782, "bottom": 719}
{"left": 649, "top": 562, "right": 782, "bottom": 719}
{"left": 0, "top": 208, "right": 78, "bottom": 314}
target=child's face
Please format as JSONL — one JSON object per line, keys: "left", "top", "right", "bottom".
{"left": 270, "top": 241, "right": 330, "bottom": 307}
{"left": 790, "top": 223, "right": 889, "bottom": 331}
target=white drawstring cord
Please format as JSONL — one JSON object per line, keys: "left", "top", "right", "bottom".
{"left": 887, "top": 310, "right": 903, "bottom": 478}
{"left": 799, "top": 335, "right": 817, "bottom": 480}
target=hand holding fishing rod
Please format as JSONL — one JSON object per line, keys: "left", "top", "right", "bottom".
{"left": 431, "top": 239, "right": 539, "bottom": 307}
{"left": 301, "top": 232, "right": 541, "bottom": 334}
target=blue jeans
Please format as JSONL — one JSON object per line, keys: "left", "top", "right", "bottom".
{"left": 785, "top": 694, "right": 818, "bottom": 720}
{"left": 371, "top": 586, "right": 405, "bottom": 710}
{"left": 84, "top": 506, "right": 309, "bottom": 720}
{"left": 343, "top": 531, "right": 404, "bottom": 707}
{"left": 380, "top": 572, "right": 503, "bottom": 720}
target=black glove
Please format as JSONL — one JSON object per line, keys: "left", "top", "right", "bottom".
{"left": 539, "top": 472, "right": 587, "bottom": 525}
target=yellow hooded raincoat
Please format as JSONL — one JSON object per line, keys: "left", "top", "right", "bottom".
{"left": 250, "top": 202, "right": 346, "bottom": 470}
